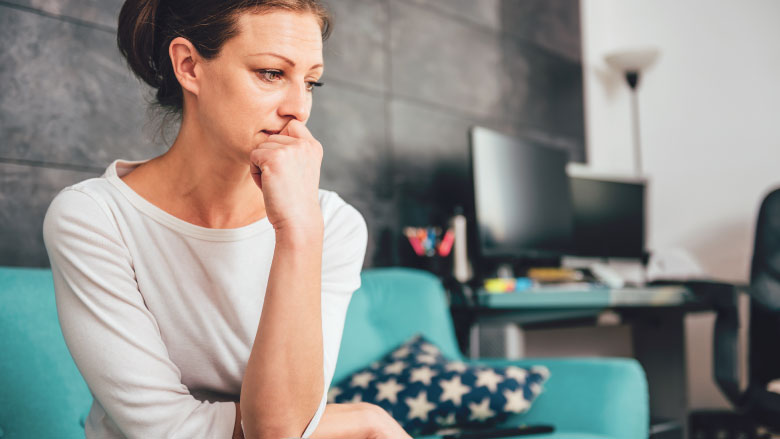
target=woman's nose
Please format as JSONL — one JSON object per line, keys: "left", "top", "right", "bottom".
{"left": 278, "top": 82, "right": 310, "bottom": 122}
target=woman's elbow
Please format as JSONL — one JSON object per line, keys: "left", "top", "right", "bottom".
{"left": 241, "top": 388, "right": 323, "bottom": 439}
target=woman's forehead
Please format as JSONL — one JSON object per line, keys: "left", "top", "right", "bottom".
{"left": 231, "top": 11, "right": 323, "bottom": 65}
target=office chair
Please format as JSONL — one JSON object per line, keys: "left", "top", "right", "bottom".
{"left": 706, "top": 187, "right": 780, "bottom": 437}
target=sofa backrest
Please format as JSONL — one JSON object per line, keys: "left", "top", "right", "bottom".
{"left": 0, "top": 266, "right": 92, "bottom": 439}
{"left": 332, "top": 267, "right": 463, "bottom": 384}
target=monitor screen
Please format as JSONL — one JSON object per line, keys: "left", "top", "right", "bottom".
{"left": 569, "top": 176, "right": 645, "bottom": 259}
{"left": 470, "top": 127, "right": 573, "bottom": 259}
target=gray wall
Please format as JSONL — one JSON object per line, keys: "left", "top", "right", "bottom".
{"left": 0, "top": 0, "right": 583, "bottom": 268}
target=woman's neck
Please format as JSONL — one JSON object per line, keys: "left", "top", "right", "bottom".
{"left": 124, "top": 119, "right": 267, "bottom": 229}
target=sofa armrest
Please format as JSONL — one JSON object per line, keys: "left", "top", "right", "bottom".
{"left": 473, "top": 357, "right": 648, "bottom": 439}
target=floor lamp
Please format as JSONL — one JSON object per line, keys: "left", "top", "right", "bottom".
{"left": 605, "top": 48, "right": 660, "bottom": 176}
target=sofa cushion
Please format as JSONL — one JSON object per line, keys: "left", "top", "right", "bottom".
{"left": 0, "top": 267, "right": 92, "bottom": 439}
{"left": 329, "top": 334, "right": 549, "bottom": 436}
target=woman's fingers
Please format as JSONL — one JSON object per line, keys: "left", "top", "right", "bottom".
{"left": 248, "top": 119, "right": 323, "bottom": 225}
{"left": 249, "top": 139, "right": 319, "bottom": 176}
{"left": 271, "top": 120, "right": 314, "bottom": 143}
{"left": 266, "top": 134, "right": 297, "bottom": 144}
{"left": 285, "top": 119, "right": 315, "bottom": 140}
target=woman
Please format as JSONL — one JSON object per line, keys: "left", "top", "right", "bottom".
{"left": 42, "top": 1, "right": 410, "bottom": 438}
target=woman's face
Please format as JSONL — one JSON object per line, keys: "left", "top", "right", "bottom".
{"left": 194, "top": 10, "right": 324, "bottom": 162}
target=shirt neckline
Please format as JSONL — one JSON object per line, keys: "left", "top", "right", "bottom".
{"left": 104, "top": 158, "right": 273, "bottom": 242}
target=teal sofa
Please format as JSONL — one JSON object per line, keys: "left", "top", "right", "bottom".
{"left": 0, "top": 266, "right": 649, "bottom": 438}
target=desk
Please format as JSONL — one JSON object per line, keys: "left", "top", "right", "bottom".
{"left": 450, "top": 283, "right": 716, "bottom": 439}
{"left": 477, "top": 284, "right": 692, "bottom": 308}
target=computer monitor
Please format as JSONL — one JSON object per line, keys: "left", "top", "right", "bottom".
{"left": 469, "top": 126, "right": 573, "bottom": 260}
{"left": 568, "top": 175, "right": 646, "bottom": 259}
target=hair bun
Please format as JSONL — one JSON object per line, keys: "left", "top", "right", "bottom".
{"left": 117, "top": 0, "right": 161, "bottom": 89}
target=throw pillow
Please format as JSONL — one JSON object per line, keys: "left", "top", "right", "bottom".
{"left": 328, "top": 334, "right": 549, "bottom": 436}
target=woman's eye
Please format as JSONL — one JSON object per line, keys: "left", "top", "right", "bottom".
{"left": 306, "top": 81, "right": 324, "bottom": 92}
{"left": 257, "top": 69, "right": 322, "bottom": 92}
{"left": 257, "top": 69, "right": 283, "bottom": 82}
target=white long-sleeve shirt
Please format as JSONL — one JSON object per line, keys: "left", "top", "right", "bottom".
{"left": 42, "top": 159, "right": 368, "bottom": 439}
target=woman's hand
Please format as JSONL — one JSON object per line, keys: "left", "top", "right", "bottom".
{"left": 310, "top": 403, "right": 412, "bottom": 439}
{"left": 249, "top": 119, "right": 323, "bottom": 235}
{"left": 364, "top": 403, "right": 413, "bottom": 439}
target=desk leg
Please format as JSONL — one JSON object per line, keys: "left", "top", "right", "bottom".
{"left": 469, "top": 322, "right": 480, "bottom": 359}
{"left": 630, "top": 309, "right": 688, "bottom": 439}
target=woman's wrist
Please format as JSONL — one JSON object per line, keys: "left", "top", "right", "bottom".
{"left": 358, "top": 403, "right": 383, "bottom": 438}
{"left": 274, "top": 219, "right": 323, "bottom": 248}
{"left": 309, "top": 403, "right": 380, "bottom": 439}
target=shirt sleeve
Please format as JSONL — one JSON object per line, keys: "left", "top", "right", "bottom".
{"left": 301, "top": 196, "right": 368, "bottom": 437}
{"left": 43, "top": 188, "right": 237, "bottom": 439}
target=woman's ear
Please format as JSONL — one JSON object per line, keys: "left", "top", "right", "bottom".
{"left": 169, "top": 36, "right": 200, "bottom": 97}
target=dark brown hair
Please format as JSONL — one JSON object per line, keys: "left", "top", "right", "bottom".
{"left": 117, "top": 0, "right": 331, "bottom": 113}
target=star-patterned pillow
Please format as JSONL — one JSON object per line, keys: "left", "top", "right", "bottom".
{"left": 328, "top": 334, "right": 550, "bottom": 436}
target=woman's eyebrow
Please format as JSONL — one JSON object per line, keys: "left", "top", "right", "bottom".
{"left": 248, "top": 52, "right": 323, "bottom": 70}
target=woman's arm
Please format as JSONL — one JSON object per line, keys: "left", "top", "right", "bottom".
{"left": 240, "top": 226, "right": 325, "bottom": 438}
{"left": 44, "top": 190, "right": 238, "bottom": 438}
{"left": 233, "top": 402, "right": 412, "bottom": 439}
{"left": 242, "top": 120, "right": 327, "bottom": 438}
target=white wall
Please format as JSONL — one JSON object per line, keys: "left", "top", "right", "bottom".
{"left": 581, "top": 0, "right": 780, "bottom": 411}
{"left": 581, "top": 0, "right": 780, "bottom": 284}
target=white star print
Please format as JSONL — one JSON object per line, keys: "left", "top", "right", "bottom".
{"left": 417, "top": 353, "right": 439, "bottom": 365}
{"left": 505, "top": 366, "right": 528, "bottom": 383}
{"left": 405, "top": 391, "right": 436, "bottom": 421}
{"left": 445, "top": 361, "right": 468, "bottom": 373}
{"left": 349, "top": 370, "right": 375, "bottom": 389}
{"left": 468, "top": 398, "right": 496, "bottom": 422}
{"left": 439, "top": 375, "right": 471, "bottom": 406}
{"left": 392, "top": 346, "right": 411, "bottom": 359}
{"left": 375, "top": 378, "right": 405, "bottom": 404}
{"left": 410, "top": 366, "right": 437, "bottom": 385}
{"left": 475, "top": 369, "right": 504, "bottom": 392}
{"left": 327, "top": 386, "right": 341, "bottom": 403}
{"left": 421, "top": 342, "right": 440, "bottom": 355}
{"left": 531, "top": 366, "right": 550, "bottom": 380}
{"left": 435, "top": 413, "right": 457, "bottom": 427}
{"left": 503, "top": 388, "right": 530, "bottom": 413}
{"left": 384, "top": 360, "right": 406, "bottom": 375}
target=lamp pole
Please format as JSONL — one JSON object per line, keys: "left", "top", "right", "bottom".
{"left": 626, "top": 71, "right": 642, "bottom": 175}
{"left": 604, "top": 48, "right": 659, "bottom": 178}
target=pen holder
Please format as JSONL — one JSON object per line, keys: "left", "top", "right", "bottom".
{"left": 401, "top": 226, "right": 454, "bottom": 279}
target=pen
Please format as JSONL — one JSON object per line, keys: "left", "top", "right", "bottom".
{"left": 437, "top": 228, "right": 455, "bottom": 257}
{"left": 425, "top": 227, "right": 436, "bottom": 256}
{"left": 407, "top": 235, "right": 425, "bottom": 256}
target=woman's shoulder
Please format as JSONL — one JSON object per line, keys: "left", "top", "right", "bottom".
{"left": 318, "top": 189, "right": 367, "bottom": 243}
{"left": 46, "top": 174, "right": 120, "bottom": 218}
{"left": 42, "top": 164, "right": 131, "bottom": 242}
{"left": 318, "top": 189, "right": 362, "bottom": 221}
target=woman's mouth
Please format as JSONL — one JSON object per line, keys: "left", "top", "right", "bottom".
{"left": 261, "top": 129, "right": 280, "bottom": 135}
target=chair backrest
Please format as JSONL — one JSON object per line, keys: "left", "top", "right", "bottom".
{"left": 747, "top": 188, "right": 780, "bottom": 425}
{"left": 750, "top": 188, "right": 780, "bottom": 311}
{"left": 332, "top": 267, "right": 463, "bottom": 384}
{"left": 0, "top": 266, "right": 92, "bottom": 439}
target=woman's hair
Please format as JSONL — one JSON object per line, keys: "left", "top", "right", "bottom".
{"left": 117, "top": 0, "right": 331, "bottom": 114}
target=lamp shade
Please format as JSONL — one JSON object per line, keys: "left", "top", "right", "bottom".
{"left": 604, "top": 48, "right": 660, "bottom": 73}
